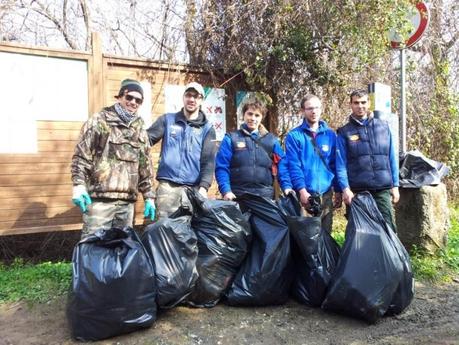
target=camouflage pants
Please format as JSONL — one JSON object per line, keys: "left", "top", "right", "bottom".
{"left": 155, "top": 181, "right": 193, "bottom": 220}
{"left": 81, "top": 200, "right": 134, "bottom": 239}
{"left": 301, "top": 189, "right": 334, "bottom": 233}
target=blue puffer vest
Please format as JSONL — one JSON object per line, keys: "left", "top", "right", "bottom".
{"left": 156, "top": 112, "right": 212, "bottom": 185}
{"left": 338, "top": 116, "right": 393, "bottom": 190}
{"left": 229, "top": 129, "right": 276, "bottom": 197}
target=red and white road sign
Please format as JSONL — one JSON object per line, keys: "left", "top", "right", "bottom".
{"left": 389, "top": 2, "right": 430, "bottom": 49}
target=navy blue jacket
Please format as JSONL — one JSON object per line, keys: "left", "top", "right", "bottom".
{"left": 215, "top": 125, "right": 290, "bottom": 198}
{"left": 336, "top": 115, "right": 399, "bottom": 191}
{"left": 147, "top": 110, "right": 216, "bottom": 188}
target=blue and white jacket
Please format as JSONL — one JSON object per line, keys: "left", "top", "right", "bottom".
{"left": 147, "top": 110, "right": 216, "bottom": 188}
{"left": 285, "top": 119, "right": 340, "bottom": 194}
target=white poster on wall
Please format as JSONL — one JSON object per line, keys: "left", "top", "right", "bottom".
{"left": 0, "top": 51, "right": 88, "bottom": 153}
{"left": 164, "top": 85, "right": 226, "bottom": 141}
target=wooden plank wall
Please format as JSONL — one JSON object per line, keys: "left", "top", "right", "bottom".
{"left": 0, "top": 35, "right": 239, "bottom": 236}
{"left": 0, "top": 121, "right": 82, "bottom": 235}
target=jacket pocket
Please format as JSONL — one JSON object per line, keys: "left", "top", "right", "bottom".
{"left": 113, "top": 144, "right": 139, "bottom": 162}
{"left": 109, "top": 134, "right": 141, "bottom": 163}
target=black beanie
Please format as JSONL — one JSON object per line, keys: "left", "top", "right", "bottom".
{"left": 117, "top": 79, "right": 144, "bottom": 98}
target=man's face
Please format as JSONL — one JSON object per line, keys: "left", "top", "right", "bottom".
{"left": 119, "top": 90, "right": 143, "bottom": 113}
{"left": 350, "top": 95, "right": 370, "bottom": 118}
{"left": 302, "top": 98, "right": 322, "bottom": 126}
{"left": 243, "top": 106, "right": 263, "bottom": 131}
{"left": 183, "top": 89, "right": 203, "bottom": 114}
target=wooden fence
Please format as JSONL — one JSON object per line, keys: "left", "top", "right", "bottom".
{"left": 0, "top": 33, "right": 239, "bottom": 236}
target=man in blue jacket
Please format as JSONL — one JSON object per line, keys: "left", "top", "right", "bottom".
{"left": 147, "top": 82, "right": 217, "bottom": 219}
{"left": 215, "top": 99, "right": 291, "bottom": 200}
{"left": 336, "top": 88, "right": 399, "bottom": 231}
{"left": 284, "top": 94, "right": 342, "bottom": 233}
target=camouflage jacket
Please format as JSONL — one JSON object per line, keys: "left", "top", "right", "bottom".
{"left": 71, "top": 105, "right": 155, "bottom": 201}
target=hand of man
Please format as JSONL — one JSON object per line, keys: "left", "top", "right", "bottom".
{"left": 283, "top": 188, "right": 295, "bottom": 196}
{"left": 72, "top": 185, "right": 92, "bottom": 213}
{"left": 223, "top": 192, "right": 236, "bottom": 201}
{"left": 342, "top": 188, "right": 354, "bottom": 206}
{"left": 299, "top": 188, "right": 311, "bottom": 208}
{"left": 143, "top": 199, "right": 156, "bottom": 221}
{"left": 391, "top": 187, "right": 400, "bottom": 204}
{"left": 333, "top": 192, "right": 343, "bottom": 208}
{"left": 198, "top": 187, "right": 208, "bottom": 198}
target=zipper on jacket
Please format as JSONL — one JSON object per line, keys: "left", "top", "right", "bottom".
{"left": 365, "top": 124, "right": 376, "bottom": 177}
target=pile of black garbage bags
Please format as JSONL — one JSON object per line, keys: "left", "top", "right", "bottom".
{"left": 67, "top": 190, "right": 414, "bottom": 341}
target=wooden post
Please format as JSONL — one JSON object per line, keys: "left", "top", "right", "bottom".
{"left": 88, "top": 32, "right": 104, "bottom": 115}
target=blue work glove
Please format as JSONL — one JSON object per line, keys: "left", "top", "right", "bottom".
{"left": 72, "top": 185, "right": 92, "bottom": 213}
{"left": 143, "top": 199, "right": 156, "bottom": 221}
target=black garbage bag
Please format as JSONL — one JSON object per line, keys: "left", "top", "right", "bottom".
{"left": 385, "top": 226, "right": 415, "bottom": 315}
{"left": 277, "top": 193, "right": 302, "bottom": 217}
{"left": 278, "top": 193, "right": 340, "bottom": 306}
{"left": 399, "top": 150, "right": 449, "bottom": 188}
{"left": 67, "top": 227, "right": 156, "bottom": 341}
{"left": 288, "top": 216, "right": 340, "bottom": 307}
{"left": 321, "top": 192, "right": 404, "bottom": 323}
{"left": 184, "top": 189, "right": 251, "bottom": 307}
{"left": 141, "top": 215, "right": 198, "bottom": 308}
{"left": 225, "top": 193, "right": 293, "bottom": 306}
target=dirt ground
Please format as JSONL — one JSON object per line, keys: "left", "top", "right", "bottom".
{"left": 0, "top": 281, "right": 458, "bottom": 345}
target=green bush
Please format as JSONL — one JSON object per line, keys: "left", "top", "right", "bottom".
{"left": 410, "top": 207, "right": 459, "bottom": 282}
{"left": 0, "top": 260, "right": 71, "bottom": 304}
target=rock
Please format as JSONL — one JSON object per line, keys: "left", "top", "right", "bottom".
{"left": 395, "top": 183, "right": 450, "bottom": 253}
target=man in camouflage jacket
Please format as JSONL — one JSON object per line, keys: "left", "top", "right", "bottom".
{"left": 71, "top": 79, "right": 155, "bottom": 238}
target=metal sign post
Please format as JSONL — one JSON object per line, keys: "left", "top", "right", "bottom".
{"left": 400, "top": 48, "right": 407, "bottom": 153}
{"left": 389, "top": 2, "right": 430, "bottom": 154}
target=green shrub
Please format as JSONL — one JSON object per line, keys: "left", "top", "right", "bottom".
{"left": 408, "top": 207, "right": 459, "bottom": 282}
{"left": 0, "top": 260, "right": 71, "bottom": 304}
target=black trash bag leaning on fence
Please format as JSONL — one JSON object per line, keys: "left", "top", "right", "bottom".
{"left": 67, "top": 227, "right": 157, "bottom": 341}
{"left": 399, "top": 150, "right": 449, "bottom": 188}
{"left": 321, "top": 192, "right": 404, "bottom": 323}
{"left": 225, "top": 193, "right": 293, "bottom": 306}
{"left": 185, "top": 188, "right": 252, "bottom": 308}
{"left": 288, "top": 215, "right": 340, "bottom": 307}
{"left": 141, "top": 215, "right": 198, "bottom": 308}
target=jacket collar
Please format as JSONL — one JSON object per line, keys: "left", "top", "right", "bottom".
{"left": 300, "top": 119, "right": 328, "bottom": 134}
{"left": 103, "top": 105, "right": 141, "bottom": 127}
{"left": 175, "top": 109, "right": 208, "bottom": 127}
{"left": 349, "top": 112, "right": 374, "bottom": 126}
{"left": 240, "top": 123, "right": 269, "bottom": 138}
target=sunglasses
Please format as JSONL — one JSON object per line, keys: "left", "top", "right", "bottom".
{"left": 125, "top": 94, "right": 143, "bottom": 105}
